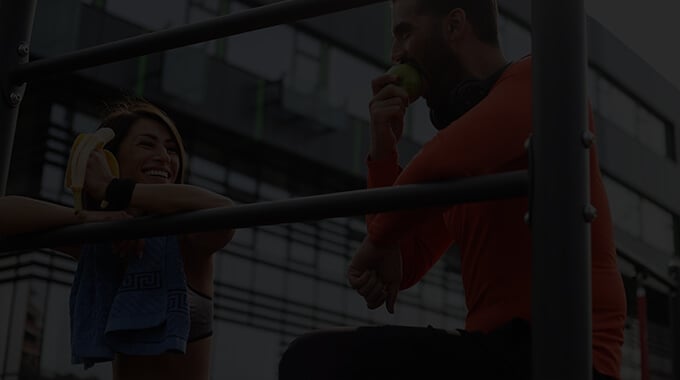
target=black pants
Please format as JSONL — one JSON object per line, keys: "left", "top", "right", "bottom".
{"left": 279, "top": 319, "right": 615, "bottom": 380}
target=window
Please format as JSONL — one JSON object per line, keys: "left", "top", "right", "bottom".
{"left": 603, "top": 176, "right": 676, "bottom": 255}
{"left": 106, "top": 0, "right": 186, "bottom": 30}
{"left": 327, "top": 48, "right": 382, "bottom": 120}
{"left": 641, "top": 199, "right": 675, "bottom": 255}
{"left": 498, "top": 16, "right": 531, "bottom": 61}
{"left": 589, "top": 71, "right": 673, "bottom": 159}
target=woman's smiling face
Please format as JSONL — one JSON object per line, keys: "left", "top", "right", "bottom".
{"left": 116, "top": 118, "right": 181, "bottom": 185}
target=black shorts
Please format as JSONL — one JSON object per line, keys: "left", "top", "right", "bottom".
{"left": 279, "top": 319, "right": 616, "bottom": 380}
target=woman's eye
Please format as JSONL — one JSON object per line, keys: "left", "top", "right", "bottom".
{"left": 167, "top": 147, "right": 179, "bottom": 154}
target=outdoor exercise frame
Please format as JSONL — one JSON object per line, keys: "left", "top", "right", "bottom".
{"left": 0, "top": 0, "right": 677, "bottom": 379}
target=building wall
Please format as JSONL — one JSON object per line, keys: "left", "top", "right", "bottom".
{"left": 0, "top": 0, "right": 676, "bottom": 379}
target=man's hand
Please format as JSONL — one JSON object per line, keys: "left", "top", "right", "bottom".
{"left": 347, "top": 237, "right": 403, "bottom": 313}
{"left": 368, "top": 74, "right": 410, "bottom": 160}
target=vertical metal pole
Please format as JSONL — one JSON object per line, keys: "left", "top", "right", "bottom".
{"left": 636, "top": 272, "right": 650, "bottom": 380}
{"left": 670, "top": 258, "right": 680, "bottom": 380}
{"left": 0, "top": 0, "right": 37, "bottom": 196}
{"left": 531, "top": 0, "right": 591, "bottom": 379}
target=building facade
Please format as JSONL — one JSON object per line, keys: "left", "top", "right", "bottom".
{"left": 0, "top": 0, "right": 677, "bottom": 379}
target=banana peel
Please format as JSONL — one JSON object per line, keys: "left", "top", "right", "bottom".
{"left": 64, "top": 128, "right": 119, "bottom": 214}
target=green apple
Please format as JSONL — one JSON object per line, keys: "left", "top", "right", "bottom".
{"left": 387, "top": 63, "right": 423, "bottom": 103}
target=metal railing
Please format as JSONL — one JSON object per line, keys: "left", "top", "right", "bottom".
{"left": 0, "top": 171, "right": 527, "bottom": 252}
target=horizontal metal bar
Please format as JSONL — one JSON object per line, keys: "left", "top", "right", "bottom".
{"left": 9, "top": 0, "right": 385, "bottom": 84}
{"left": 0, "top": 170, "right": 527, "bottom": 253}
{"left": 617, "top": 249, "right": 678, "bottom": 291}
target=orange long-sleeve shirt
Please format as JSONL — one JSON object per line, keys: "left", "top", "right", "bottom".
{"left": 366, "top": 56, "right": 626, "bottom": 379}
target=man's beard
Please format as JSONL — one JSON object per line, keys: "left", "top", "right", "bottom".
{"left": 423, "top": 47, "right": 470, "bottom": 130}
{"left": 422, "top": 45, "right": 463, "bottom": 110}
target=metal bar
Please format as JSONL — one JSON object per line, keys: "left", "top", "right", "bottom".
{"left": 636, "top": 274, "right": 650, "bottom": 380}
{"left": 670, "top": 258, "right": 680, "bottom": 380}
{"left": 531, "top": 0, "right": 591, "bottom": 379}
{"left": 9, "top": 0, "right": 386, "bottom": 84}
{"left": 616, "top": 249, "right": 677, "bottom": 291}
{"left": 0, "top": 0, "right": 37, "bottom": 195}
{"left": 0, "top": 170, "right": 527, "bottom": 253}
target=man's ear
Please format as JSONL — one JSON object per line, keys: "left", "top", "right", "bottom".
{"left": 445, "top": 8, "right": 467, "bottom": 40}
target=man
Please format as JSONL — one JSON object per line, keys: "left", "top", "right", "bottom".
{"left": 279, "top": 0, "right": 626, "bottom": 379}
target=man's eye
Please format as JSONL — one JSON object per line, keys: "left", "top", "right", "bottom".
{"left": 139, "top": 141, "right": 154, "bottom": 147}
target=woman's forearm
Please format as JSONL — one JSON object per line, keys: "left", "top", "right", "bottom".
{"left": 128, "top": 184, "right": 234, "bottom": 215}
{"left": 0, "top": 196, "right": 82, "bottom": 236}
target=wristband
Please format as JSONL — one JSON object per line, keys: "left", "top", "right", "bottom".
{"left": 100, "top": 178, "right": 136, "bottom": 210}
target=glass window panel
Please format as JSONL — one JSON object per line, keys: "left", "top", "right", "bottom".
{"left": 317, "top": 249, "right": 346, "bottom": 280}
{"left": 47, "top": 125, "right": 72, "bottom": 142}
{"left": 499, "top": 18, "right": 531, "bottom": 62}
{"left": 602, "top": 177, "right": 641, "bottom": 238}
{"left": 40, "top": 164, "right": 65, "bottom": 201}
{"left": 255, "top": 230, "right": 288, "bottom": 261}
{"left": 599, "top": 79, "right": 637, "bottom": 135}
{"left": 192, "top": 0, "right": 219, "bottom": 11}
{"left": 50, "top": 104, "right": 69, "bottom": 127}
{"left": 32, "top": 0, "right": 80, "bottom": 56}
{"left": 72, "top": 112, "right": 99, "bottom": 134}
{"left": 211, "top": 324, "right": 279, "bottom": 380}
{"left": 259, "top": 182, "right": 289, "bottom": 200}
{"left": 230, "top": 227, "right": 254, "bottom": 247}
{"left": 289, "top": 55, "right": 321, "bottom": 94}
{"left": 286, "top": 273, "right": 316, "bottom": 304}
{"left": 328, "top": 48, "right": 382, "bottom": 120}
{"left": 219, "top": 254, "right": 252, "bottom": 288}
{"left": 226, "top": 25, "right": 294, "bottom": 81}
{"left": 289, "top": 241, "right": 315, "bottom": 266}
{"left": 45, "top": 151, "right": 67, "bottom": 166}
{"left": 190, "top": 156, "right": 227, "bottom": 179}
{"left": 636, "top": 105, "right": 667, "bottom": 157}
{"left": 640, "top": 199, "right": 674, "bottom": 254}
{"left": 45, "top": 138, "right": 69, "bottom": 155}
{"left": 420, "top": 282, "right": 444, "bottom": 310}
{"left": 106, "top": 0, "right": 185, "bottom": 30}
{"left": 227, "top": 170, "right": 257, "bottom": 193}
{"left": 188, "top": 5, "right": 214, "bottom": 23}
{"left": 316, "top": 282, "right": 345, "bottom": 313}
{"left": 295, "top": 32, "right": 321, "bottom": 58}
{"left": 253, "top": 264, "right": 286, "bottom": 297}
{"left": 162, "top": 46, "right": 208, "bottom": 104}
{"left": 394, "top": 304, "right": 422, "bottom": 326}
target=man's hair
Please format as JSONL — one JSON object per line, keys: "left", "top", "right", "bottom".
{"left": 408, "top": 0, "right": 500, "bottom": 46}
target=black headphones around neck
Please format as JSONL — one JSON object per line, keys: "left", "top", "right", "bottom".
{"left": 429, "top": 61, "right": 512, "bottom": 130}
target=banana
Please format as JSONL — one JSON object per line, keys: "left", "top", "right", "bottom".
{"left": 64, "top": 128, "right": 119, "bottom": 214}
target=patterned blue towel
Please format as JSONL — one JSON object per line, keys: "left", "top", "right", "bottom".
{"left": 70, "top": 235, "right": 190, "bottom": 369}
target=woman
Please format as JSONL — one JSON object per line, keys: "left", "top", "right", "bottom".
{"left": 70, "top": 99, "right": 234, "bottom": 380}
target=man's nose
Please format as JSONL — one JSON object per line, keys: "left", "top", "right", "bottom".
{"left": 391, "top": 41, "right": 405, "bottom": 64}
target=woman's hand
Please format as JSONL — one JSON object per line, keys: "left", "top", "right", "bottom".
{"left": 84, "top": 149, "right": 116, "bottom": 202}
